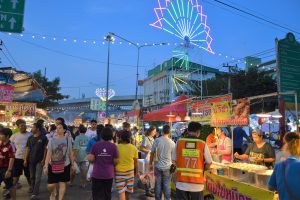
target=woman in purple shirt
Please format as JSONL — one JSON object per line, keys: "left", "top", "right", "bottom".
{"left": 88, "top": 127, "right": 119, "bottom": 200}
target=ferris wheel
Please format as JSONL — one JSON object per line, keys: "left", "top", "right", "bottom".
{"left": 150, "top": 0, "right": 214, "bottom": 95}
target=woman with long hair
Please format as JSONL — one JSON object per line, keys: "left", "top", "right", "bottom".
{"left": 269, "top": 132, "right": 300, "bottom": 200}
{"left": 44, "top": 124, "right": 74, "bottom": 200}
{"left": 140, "top": 126, "right": 156, "bottom": 197}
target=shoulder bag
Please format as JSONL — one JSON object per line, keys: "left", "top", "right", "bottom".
{"left": 51, "top": 138, "right": 68, "bottom": 174}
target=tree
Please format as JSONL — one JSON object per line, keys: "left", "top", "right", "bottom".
{"left": 189, "top": 68, "right": 277, "bottom": 113}
{"left": 32, "top": 70, "right": 69, "bottom": 108}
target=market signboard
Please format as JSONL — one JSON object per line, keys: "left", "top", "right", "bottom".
{"left": 5, "top": 102, "right": 36, "bottom": 117}
{"left": 187, "top": 95, "right": 232, "bottom": 123}
{"left": 211, "top": 98, "right": 250, "bottom": 127}
{"left": 278, "top": 32, "right": 300, "bottom": 108}
{"left": 204, "top": 172, "right": 276, "bottom": 200}
{"left": 0, "top": 84, "right": 14, "bottom": 102}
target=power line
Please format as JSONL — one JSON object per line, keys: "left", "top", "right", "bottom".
{"left": 7, "top": 34, "right": 148, "bottom": 69}
{"left": 210, "top": 0, "right": 300, "bottom": 35}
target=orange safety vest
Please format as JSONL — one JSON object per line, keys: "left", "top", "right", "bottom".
{"left": 176, "top": 137, "right": 205, "bottom": 184}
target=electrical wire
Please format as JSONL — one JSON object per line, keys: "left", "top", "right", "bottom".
{"left": 209, "top": 0, "right": 300, "bottom": 35}
{"left": 6, "top": 34, "right": 147, "bottom": 69}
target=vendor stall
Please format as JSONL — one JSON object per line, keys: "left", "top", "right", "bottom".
{"left": 204, "top": 164, "right": 277, "bottom": 200}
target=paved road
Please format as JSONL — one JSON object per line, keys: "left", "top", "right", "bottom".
{"left": 0, "top": 175, "right": 155, "bottom": 200}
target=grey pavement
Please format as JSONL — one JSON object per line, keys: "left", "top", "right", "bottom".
{"left": 0, "top": 175, "right": 156, "bottom": 200}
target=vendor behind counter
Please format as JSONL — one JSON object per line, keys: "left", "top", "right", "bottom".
{"left": 234, "top": 129, "right": 275, "bottom": 168}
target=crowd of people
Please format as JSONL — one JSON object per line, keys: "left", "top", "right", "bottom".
{"left": 0, "top": 117, "right": 299, "bottom": 200}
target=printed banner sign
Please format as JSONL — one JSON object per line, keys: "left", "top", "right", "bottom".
{"left": 204, "top": 172, "right": 276, "bottom": 200}
{"left": 4, "top": 102, "right": 36, "bottom": 117}
{"left": 0, "top": 84, "right": 14, "bottom": 102}
{"left": 187, "top": 95, "right": 232, "bottom": 123}
{"left": 211, "top": 98, "right": 250, "bottom": 127}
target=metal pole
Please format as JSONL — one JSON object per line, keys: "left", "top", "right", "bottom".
{"left": 105, "top": 39, "right": 111, "bottom": 117}
{"left": 201, "top": 65, "right": 203, "bottom": 100}
{"left": 135, "top": 47, "right": 140, "bottom": 100}
{"left": 295, "top": 92, "right": 299, "bottom": 132}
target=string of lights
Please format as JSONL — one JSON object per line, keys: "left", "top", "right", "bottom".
{"left": 4, "top": 31, "right": 259, "bottom": 65}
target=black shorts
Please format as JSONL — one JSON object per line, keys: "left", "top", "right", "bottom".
{"left": 13, "top": 158, "right": 30, "bottom": 178}
{"left": 0, "top": 168, "right": 13, "bottom": 190}
{"left": 48, "top": 164, "right": 71, "bottom": 184}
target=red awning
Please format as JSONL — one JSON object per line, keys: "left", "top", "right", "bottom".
{"left": 125, "top": 109, "right": 140, "bottom": 117}
{"left": 143, "top": 95, "right": 188, "bottom": 122}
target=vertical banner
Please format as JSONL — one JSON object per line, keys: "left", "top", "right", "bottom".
{"left": 0, "top": 84, "right": 14, "bottom": 103}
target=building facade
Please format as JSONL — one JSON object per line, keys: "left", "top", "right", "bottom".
{"left": 143, "top": 57, "right": 220, "bottom": 110}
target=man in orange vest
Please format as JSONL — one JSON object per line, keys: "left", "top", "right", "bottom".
{"left": 172, "top": 122, "right": 212, "bottom": 200}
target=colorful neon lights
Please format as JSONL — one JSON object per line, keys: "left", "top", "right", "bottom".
{"left": 95, "top": 88, "right": 116, "bottom": 102}
{"left": 150, "top": 0, "right": 214, "bottom": 54}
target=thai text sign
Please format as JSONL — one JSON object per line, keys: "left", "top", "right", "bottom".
{"left": 211, "top": 98, "right": 250, "bottom": 127}
{"left": 205, "top": 172, "right": 276, "bottom": 200}
{"left": 0, "top": 84, "right": 14, "bottom": 102}
{"left": 5, "top": 102, "right": 36, "bottom": 117}
{"left": 188, "top": 95, "right": 231, "bottom": 123}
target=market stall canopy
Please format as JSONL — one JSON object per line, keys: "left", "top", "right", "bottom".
{"left": 143, "top": 95, "right": 188, "bottom": 122}
{"left": 125, "top": 110, "right": 140, "bottom": 118}
{"left": 0, "top": 67, "right": 46, "bottom": 102}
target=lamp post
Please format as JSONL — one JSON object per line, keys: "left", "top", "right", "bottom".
{"left": 109, "top": 32, "right": 166, "bottom": 100}
{"left": 104, "top": 34, "right": 115, "bottom": 117}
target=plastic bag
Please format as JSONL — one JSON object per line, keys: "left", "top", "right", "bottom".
{"left": 87, "top": 163, "right": 93, "bottom": 181}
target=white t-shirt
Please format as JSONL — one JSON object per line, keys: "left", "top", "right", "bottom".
{"left": 85, "top": 129, "right": 97, "bottom": 139}
{"left": 172, "top": 141, "right": 212, "bottom": 192}
{"left": 10, "top": 132, "right": 32, "bottom": 159}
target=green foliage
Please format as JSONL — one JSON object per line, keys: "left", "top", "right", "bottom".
{"left": 189, "top": 67, "right": 277, "bottom": 113}
{"left": 32, "top": 70, "right": 69, "bottom": 108}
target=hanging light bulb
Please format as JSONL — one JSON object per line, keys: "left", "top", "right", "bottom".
{"left": 166, "top": 112, "right": 175, "bottom": 117}
{"left": 176, "top": 114, "right": 181, "bottom": 122}
{"left": 184, "top": 111, "right": 190, "bottom": 121}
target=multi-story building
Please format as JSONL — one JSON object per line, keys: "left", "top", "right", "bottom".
{"left": 143, "top": 57, "right": 220, "bottom": 110}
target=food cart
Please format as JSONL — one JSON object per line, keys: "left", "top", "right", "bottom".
{"left": 204, "top": 162, "right": 277, "bottom": 200}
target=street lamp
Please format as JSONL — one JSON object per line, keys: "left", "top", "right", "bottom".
{"left": 109, "top": 32, "right": 167, "bottom": 100}
{"left": 104, "top": 34, "right": 115, "bottom": 117}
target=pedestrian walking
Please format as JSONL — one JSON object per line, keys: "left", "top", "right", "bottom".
{"left": 10, "top": 119, "right": 32, "bottom": 192}
{"left": 86, "top": 124, "right": 104, "bottom": 154}
{"left": 85, "top": 120, "right": 97, "bottom": 139}
{"left": 269, "top": 132, "right": 300, "bottom": 200}
{"left": 73, "top": 124, "right": 89, "bottom": 188}
{"left": 88, "top": 127, "right": 119, "bottom": 200}
{"left": 24, "top": 123, "right": 48, "bottom": 200}
{"left": 140, "top": 126, "right": 156, "bottom": 197}
{"left": 149, "top": 125, "right": 175, "bottom": 200}
{"left": 0, "top": 128, "right": 16, "bottom": 200}
{"left": 44, "top": 124, "right": 74, "bottom": 200}
{"left": 115, "top": 130, "right": 139, "bottom": 200}
{"left": 172, "top": 122, "right": 212, "bottom": 200}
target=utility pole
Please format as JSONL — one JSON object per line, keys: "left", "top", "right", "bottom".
{"left": 223, "top": 64, "right": 237, "bottom": 94}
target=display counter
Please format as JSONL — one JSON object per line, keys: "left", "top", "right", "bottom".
{"left": 171, "top": 162, "right": 278, "bottom": 200}
{"left": 204, "top": 171, "right": 277, "bottom": 200}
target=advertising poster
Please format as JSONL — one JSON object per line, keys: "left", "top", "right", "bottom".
{"left": 5, "top": 102, "right": 36, "bottom": 117}
{"left": 188, "top": 95, "right": 232, "bottom": 123}
{"left": 211, "top": 98, "right": 250, "bottom": 127}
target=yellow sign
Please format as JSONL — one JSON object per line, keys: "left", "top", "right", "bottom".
{"left": 4, "top": 102, "right": 36, "bottom": 117}
{"left": 182, "top": 149, "right": 200, "bottom": 157}
{"left": 204, "top": 172, "right": 277, "bottom": 200}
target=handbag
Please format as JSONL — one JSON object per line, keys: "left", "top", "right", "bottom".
{"left": 51, "top": 138, "right": 68, "bottom": 174}
{"left": 282, "top": 160, "right": 298, "bottom": 200}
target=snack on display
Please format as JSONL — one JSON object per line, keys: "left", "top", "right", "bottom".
{"left": 228, "top": 163, "right": 267, "bottom": 171}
